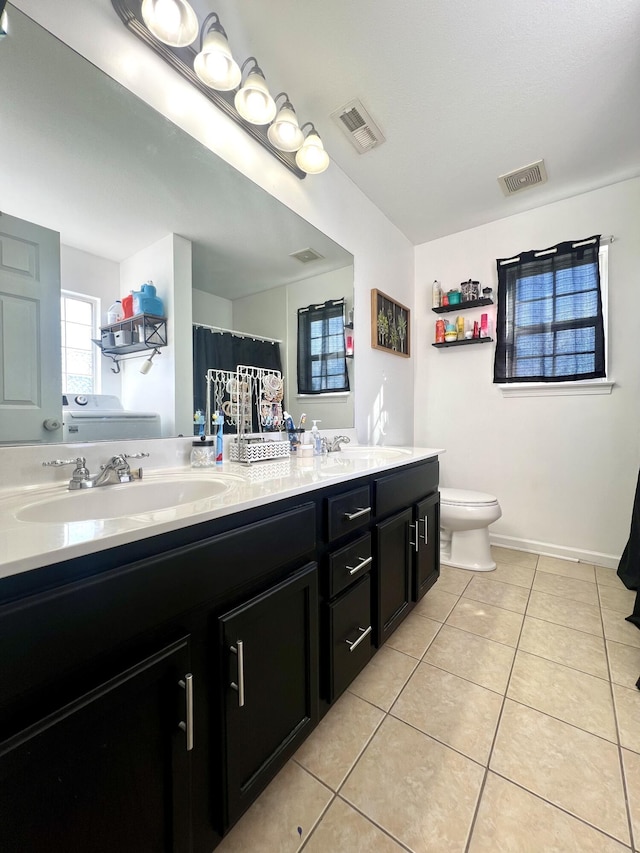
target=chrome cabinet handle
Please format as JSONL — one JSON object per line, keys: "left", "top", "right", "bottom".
{"left": 178, "top": 673, "right": 194, "bottom": 752}
{"left": 346, "top": 555, "right": 373, "bottom": 576}
{"left": 343, "top": 506, "right": 371, "bottom": 521}
{"left": 420, "top": 516, "right": 428, "bottom": 545}
{"left": 409, "top": 523, "right": 419, "bottom": 553}
{"left": 345, "top": 625, "right": 372, "bottom": 652}
{"left": 230, "top": 641, "right": 245, "bottom": 707}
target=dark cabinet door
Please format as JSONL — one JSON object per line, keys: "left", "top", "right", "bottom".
{"left": 0, "top": 637, "right": 192, "bottom": 853}
{"left": 375, "top": 507, "right": 413, "bottom": 646}
{"left": 219, "top": 562, "right": 319, "bottom": 828}
{"left": 413, "top": 492, "right": 440, "bottom": 601}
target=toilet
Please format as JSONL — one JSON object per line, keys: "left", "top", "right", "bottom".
{"left": 439, "top": 488, "right": 502, "bottom": 571}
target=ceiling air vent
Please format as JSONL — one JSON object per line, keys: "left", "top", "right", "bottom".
{"left": 289, "top": 247, "right": 324, "bottom": 264}
{"left": 330, "top": 99, "right": 385, "bottom": 153}
{"left": 498, "top": 159, "right": 548, "bottom": 196}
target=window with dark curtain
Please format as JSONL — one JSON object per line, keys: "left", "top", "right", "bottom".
{"left": 493, "top": 236, "right": 605, "bottom": 383}
{"left": 297, "top": 299, "right": 350, "bottom": 394}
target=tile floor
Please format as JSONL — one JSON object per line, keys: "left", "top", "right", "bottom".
{"left": 216, "top": 546, "right": 640, "bottom": 852}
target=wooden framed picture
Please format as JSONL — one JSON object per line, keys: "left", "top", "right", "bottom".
{"left": 371, "top": 289, "right": 410, "bottom": 357}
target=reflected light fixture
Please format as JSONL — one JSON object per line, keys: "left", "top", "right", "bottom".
{"left": 234, "top": 58, "right": 276, "bottom": 125}
{"left": 267, "top": 93, "right": 305, "bottom": 152}
{"left": 194, "top": 12, "right": 241, "bottom": 90}
{"left": 295, "top": 123, "right": 330, "bottom": 174}
{"left": 0, "top": 0, "right": 8, "bottom": 38}
{"left": 113, "top": 1, "right": 330, "bottom": 177}
{"left": 140, "top": 0, "right": 198, "bottom": 47}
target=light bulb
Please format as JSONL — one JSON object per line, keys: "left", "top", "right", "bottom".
{"left": 0, "top": 9, "right": 8, "bottom": 36}
{"left": 295, "top": 131, "right": 330, "bottom": 174}
{"left": 234, "top": 70, "right": 276, "bottom": 124}
{"left": 267, "top": 104, "right": 304, "bottom": 152}
{"left": 141, "top": 0, "right": 198, "bottom": 47}
{"left": 194, "top": 28, "right": 241, "bottom": 90}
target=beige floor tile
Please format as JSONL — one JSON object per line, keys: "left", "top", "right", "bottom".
{"left": 519, "top": 616, "right": 608, "bottom": 679}
{"left": 490, "top": 699, "right": 629, "bottom": 844}
{"left": 527, "top": 590, "right": 603, "bottom": 636}
{"left": 507, "top": 650, "right": 616, "bottom": 741}
{"left": 491, "top": 546, "right": 538, "bottom": 568}
{"left": 536, "top": 555, "right": 596, "bottom": 582}
{"left": 412, "top": 586, "right": 460, "bottom": 622}
{"left": 437, "top": 564, "right": 474, "bottom": 595}
{"left": 303, "top": 797, "right": 405, "bottom": 853}
{"left": 463, "top": 576, "right": 529, "bottom": 614}
{"left": 216, "top": 761, "right": 332, "bottom": 853}
{"left": 294, "top": 692, "right": 384, "bottom": 791}
{"left": 488, "top": 561, "right": 536, "bottom": 589}
{"left": 533, "top": 570, "right": 599, "bottom": 605}
{"left": 602, "top": 608, "right": 640, "bottom": 648}
{"left": 607, "top": 640, "right": 640, "bottom": 689}
{"left": 391, "top": 662, "right": 503, "bottom": 764}
{"left": 612, "top": 683, "right": 640, "bottom": 754}
{"left": 596, "top": 565, "right": 625, "bottom": 588}
{"left": 348, "top": 645, "right": 418, "bottom": 711}
{"left": 385, "top": 612, "right": 441, "bottom": 659}
{"left": 423, "top": 623, "right": 515, "bottom": 694}
{"left": 446, "top": 597, "right": 524, "bottom": 647}
{"left": 622, "top": 748, "right": 640, "bottom": 848}
{"left": 599, "top": 583, "right": 637, "bottom": 615}
{"left": 469, "top": 772, "right": 631, "bottom": 853}
{"left": 341, "top": 716, "right": 484, "bottom": 853}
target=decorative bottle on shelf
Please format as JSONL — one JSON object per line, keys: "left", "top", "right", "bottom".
{"left": 431, "top": 280, "right": 442, "bottom": 309}
{"left": 435, "top": 319, "right": 445, "bottom": 343}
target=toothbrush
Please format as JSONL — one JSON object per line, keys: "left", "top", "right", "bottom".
{"left": 298, "top": 413, "right": 306, "bottom": 430}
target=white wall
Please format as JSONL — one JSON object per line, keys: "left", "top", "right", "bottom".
{"left": 17, "top": 0, "right": 416, "bottom": 447}
{"left": 192, "top": 289, "right": 233, "bottom": 329}
{"left": 60, "top": 244, "right": 121, "bottom": 398}
{"left": 414, "top": 178, "right": 640, "bottom": 565}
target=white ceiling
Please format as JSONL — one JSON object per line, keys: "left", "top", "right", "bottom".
{"left": 209, "top": 0, "right": 640, "bottom": 244}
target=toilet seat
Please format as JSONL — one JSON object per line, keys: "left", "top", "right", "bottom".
{"left": 440, "top": 488, "right": 498, "bottom": 507}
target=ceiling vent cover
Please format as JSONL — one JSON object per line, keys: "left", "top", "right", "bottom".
{"left": 331, "top": 99, "right": 385, "bottom": 153}
{"left": 290, "top": 247, "right": 324, "bottom": 264}
{"left": 498, "top": 159, "right": 548, "bottom": 196}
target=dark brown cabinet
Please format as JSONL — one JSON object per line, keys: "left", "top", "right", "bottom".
{"left": 218, "top": 562, "right": 319, "bottom": 827}
{"left": 413, "top": 491, "right": 440, "bottom": 601}
{"left": 0, "top": 637, "right": 192, "bottom": 853}
{"left": 374, "top": 507, "right": 413, "bottom": 646}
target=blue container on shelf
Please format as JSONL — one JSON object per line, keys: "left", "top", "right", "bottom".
{"left": 132, "top": 282, "right": 164, "bottom": 317}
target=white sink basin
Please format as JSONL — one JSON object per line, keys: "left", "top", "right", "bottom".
{"left": 331, "top": 446, "right": 411, "bottom": 460}
{"left": 15, "top": 476, "right": 238, "bottom": 524}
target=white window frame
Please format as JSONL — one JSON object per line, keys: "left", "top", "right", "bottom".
{"left": 61, "top": 289, "right": 101, "bottom": 395}
{"left": 498, "top": 245, "right": 613, "bottom": 397}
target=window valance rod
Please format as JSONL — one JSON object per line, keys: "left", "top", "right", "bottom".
{"left": 192, "top": 322, "right": 282, "bottom": 345}
{"left": 499, "top": 235, "right": 614, "bottom": 266}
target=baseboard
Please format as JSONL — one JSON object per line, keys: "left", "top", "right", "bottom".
{"left": 489, "top": 533, "right": 620, "bottom": 570}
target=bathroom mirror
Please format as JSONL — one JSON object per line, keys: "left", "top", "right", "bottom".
{"left": 0, "top": 6, "right": 354, "bottom": 445}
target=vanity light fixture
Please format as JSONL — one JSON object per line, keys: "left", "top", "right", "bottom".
{"left": 140, "top": 0, "right": 198, "bottom": 47}
{"left": 112, "top": 0, "right": 330, "bottom": 178}
{"left": 0, "top": 0, "right": 8, "bottom": 39}
{"left": 295, "top": 123, "right": 330, "bottom": 174}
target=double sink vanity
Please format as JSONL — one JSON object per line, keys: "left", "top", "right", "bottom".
{"left": 0, "top": 440, "right": 441, "bottom": 852}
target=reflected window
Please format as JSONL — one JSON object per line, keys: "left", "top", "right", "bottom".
{"left": 61, "top": 291, "right": 99, "bottom": 394}
{"left": 297, "top": 299, "right": 350, "bottom": 394}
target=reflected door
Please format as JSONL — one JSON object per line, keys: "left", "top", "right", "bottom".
{"left": 0, "top": 212, "right": 62, "bottom": 443}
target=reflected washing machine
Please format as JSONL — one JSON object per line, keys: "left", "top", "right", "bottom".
{"left": 62, "top": 394, "right": 161, "bottom": 441}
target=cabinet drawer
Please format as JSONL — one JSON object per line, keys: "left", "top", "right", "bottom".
{"left": 328, "top": 533, "right": 372, "bottom": 599}
{"left": 328, "top": 574, "right": 372, "bottom": 702}
{"left": 375, "top": 460, "right": 439, "bottom": 519}
{"left": 326, "top": 485, "right": 372, "bottom": 542}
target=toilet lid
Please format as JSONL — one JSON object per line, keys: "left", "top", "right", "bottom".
{"left": 440, "top": 487, "right": 498, "bottom": 507}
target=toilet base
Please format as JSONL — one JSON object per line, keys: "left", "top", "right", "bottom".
{"left": 440, "top": 527, "right": 496, "bottom": 572}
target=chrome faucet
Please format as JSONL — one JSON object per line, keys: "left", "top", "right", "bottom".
{"left": 43, "top": 453, "right": 149, "bottom": 490}
{"left": 328, "top": 435, "right": 351, "bottom": 452}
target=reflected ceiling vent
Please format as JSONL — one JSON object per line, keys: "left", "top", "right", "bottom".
{"left": 330, "top": 98, "right": 385, "bottom": 153}
{"left": 498, "top": 159, "right": 548, "bottom": 196}
{"left": 289, "top": 247, "right": 324, "bottom": 264}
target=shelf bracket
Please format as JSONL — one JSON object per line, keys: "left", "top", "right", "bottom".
{"left": 107, "top": 354, "right": 121, "bottom": 374}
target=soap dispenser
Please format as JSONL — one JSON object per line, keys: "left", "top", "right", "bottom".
{"left": 311, "top": 420, "right": 322, "bottom": 455}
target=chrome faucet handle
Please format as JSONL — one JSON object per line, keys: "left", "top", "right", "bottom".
{"left": 42, "top": 457, "right": 87, "bottom": 468}
{"left": 123, "top": 452, "right": 150, "bottom": 459}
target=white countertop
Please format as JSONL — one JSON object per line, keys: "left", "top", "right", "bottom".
{"left": 0, "top": 446, "right": 441, "bottom": 581}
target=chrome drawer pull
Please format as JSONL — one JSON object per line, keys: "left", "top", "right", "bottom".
{"left": 345, "top": 625, "right": 372, "bottom": 652}
{"left": 230, "top": 640, "right": 245, "bottom": 707}
{"left": 409, "top": 523, "right": 419, "bottom": 553}
{"left": 178, "top": 673, "right": 194, "bottom": 752}
{"left": 346, "top": 555, "right": 373, "bottom": 576}
{"left": 420, "top": 516, "right": 428, "bottom": 544}
{"left": 343, "top": 506, "right": 371, "bottom": 521}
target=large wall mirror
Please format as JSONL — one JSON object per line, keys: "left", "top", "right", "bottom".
{"left": 0, "top": 6, "right": 354, "bottom": 445}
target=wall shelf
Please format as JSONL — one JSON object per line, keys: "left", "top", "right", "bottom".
{"left": 432, "top": 298, "right": 493, "bottom": 314}
{"left": 432, "top": 337, "right": 493, "bottom": 348}
{"left": 94, "top": 314, "right": 167, "bottom": 356}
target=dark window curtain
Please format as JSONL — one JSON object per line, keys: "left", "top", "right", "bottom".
{"left": 297, "top": 299, "right": 350, "bottom": 394}
{"left": 192, "top": 326, "right": 283, "bottom": 415}
{"left": 493, "top": 236, "right": 604, "bottom": 383}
